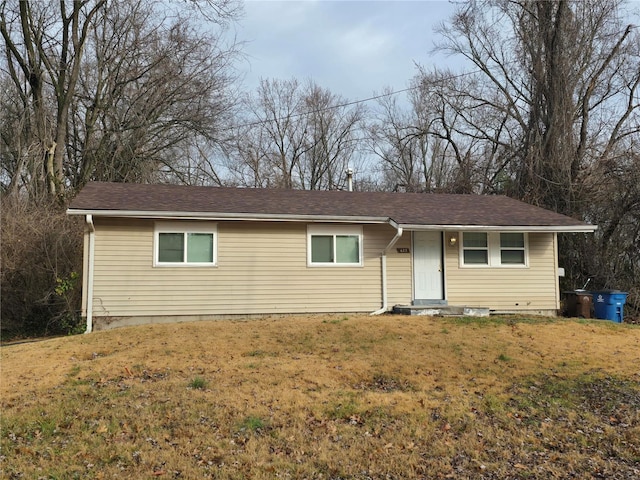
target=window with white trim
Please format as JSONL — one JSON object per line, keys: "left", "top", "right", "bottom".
{"left": 154, "top": 222, "right": 217, "bottom": 266}
{"left": 460, "top": 232, "right": 528, "bottom": 267}
{"left": 307, "top": 225, "right": 362, "bottom": 266}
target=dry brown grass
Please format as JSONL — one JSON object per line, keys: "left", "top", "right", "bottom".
{"left": 2, "top": 314, "right": 640, "bottom": 479}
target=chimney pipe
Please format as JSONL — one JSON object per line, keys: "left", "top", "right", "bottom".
{"left": 345, "top": 168, "right": 354, "bottom": 192}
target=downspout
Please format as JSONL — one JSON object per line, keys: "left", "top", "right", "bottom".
{"left": 371, "top": 222, "right": 403, "bottom": 315}
{"left": 85, "top": 215, "right": 95, "bottom": 333}
{"left": 553, "top": 232, "right": 560, "bottom": 312}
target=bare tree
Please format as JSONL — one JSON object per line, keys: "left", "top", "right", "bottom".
{"left": 2, "top": 0, "right": 106, "bottom": 200}
{"left": 296, "top": 82, "right": 365, "bottom": 190}
{"left": 412, "top": 69, "right": 523, "bottom": 194}
{"left": 245, "top": 78, "right": 310, "bottom": 188}
{"left": 428, "top": 0, "right": 639, "bottom": 213}
{"left": 230, "top": 78, "right": 365, "bottom": 190}
{"left": 368, "top": 76, "right": 513, "bottom": 194}
{"left": 367, "top": 88, "right": 426, "bottom": 192}
{"left": 1, "top": 0, "right": 242, "bottom": 201}
{"left": 70, "top": 0, "right": 241, "bottom": 188}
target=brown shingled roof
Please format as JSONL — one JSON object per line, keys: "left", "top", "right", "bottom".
{"left": 68, "top": 182, "right": 595, "bottom": 230}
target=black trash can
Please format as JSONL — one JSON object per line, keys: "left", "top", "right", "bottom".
{"left": 563, "top": 290, "right": 592, "bottom": 318}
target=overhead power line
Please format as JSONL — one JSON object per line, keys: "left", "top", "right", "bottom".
{"left": 221, "top": 68, "right": 481, "bottom": 132}
{"left": 220, "top": 87, "right": 415, "bottom": 132}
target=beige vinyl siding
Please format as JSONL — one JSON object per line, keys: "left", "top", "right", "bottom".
{"left": 445, "top": 232, "right": 558, "bottom": 310}
{"left": 385, "top": 233, "right": 412, "bottom": 305}
{"left": 91, "top": 219, "right": 412, "bottom": 318}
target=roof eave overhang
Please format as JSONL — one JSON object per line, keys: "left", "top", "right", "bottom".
{"left": 66, "top": 209, "right": 598, "bottom": 232}
{"left": 66, "top": 209, "right": 390, "bottom": 224}
{"left": 398, "top": 223, "right": 598, "bottom": 233}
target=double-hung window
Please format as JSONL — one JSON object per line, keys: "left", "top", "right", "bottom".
{"left": 155, "top": 222, "right": 217, "bottom": 266}
{"left": 308, "top": 225, "right": 362, "bottom": 266}
{"left": 460, "top": 232, "right": 527, "bottom": 267}
{"left": 462, "top": 232, "right": 489, "bottom": 265}
{"left": 500, "top": 233, "right": 526, "bottom": 265}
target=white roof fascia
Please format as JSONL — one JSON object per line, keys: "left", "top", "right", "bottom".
{"left": 66, "top": 209, "right": 390, "bottom": 224}
{"left": 66, "top": 209, "right": 597, "bottom": 232}
{"left": 399, "top": 224, "right": 598, "bottom": 233}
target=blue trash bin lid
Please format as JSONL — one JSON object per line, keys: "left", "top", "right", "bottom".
{"left": 592, "top": 291, "right": 628, "bottom": 305}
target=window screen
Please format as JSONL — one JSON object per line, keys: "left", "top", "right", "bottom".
{"left": 463, "top": 232, "right": 488, "bottom": 265}
{"left": 187, "top": 233, "right": 214, "bottom": 263}
{"left": 336, "top": 235, "right": 360, "bottom": 263}
{"left": 500, "top": 233, "right": 525, "bottom": 264}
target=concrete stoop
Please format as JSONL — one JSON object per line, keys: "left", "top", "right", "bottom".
{"left": 392, "top": 304, "right": 490, "bottom": 317}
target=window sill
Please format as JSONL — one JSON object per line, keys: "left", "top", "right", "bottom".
{"left": 153, "top": 263, "right": 218, "bottom": 268}
{"left": 459, "top": 264, "right": 529, "bottom": 269}
{"left": 307, "top": 263, "right": 363, "bottom": 268}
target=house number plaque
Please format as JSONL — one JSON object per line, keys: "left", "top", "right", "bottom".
{"left": 396, "top": 248, "right": 410, "bottom": 253}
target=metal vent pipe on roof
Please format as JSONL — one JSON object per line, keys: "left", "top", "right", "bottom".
{"left": 345, "top": 168, "right": 354, "bottom": 192}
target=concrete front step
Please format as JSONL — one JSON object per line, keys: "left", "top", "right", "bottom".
{"left": 392, "top": 304, "right": 490, "bottom": 317}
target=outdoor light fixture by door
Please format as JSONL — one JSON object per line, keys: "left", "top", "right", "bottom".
{"left": 448, "top": 234, "right": 457, "bottom": 247}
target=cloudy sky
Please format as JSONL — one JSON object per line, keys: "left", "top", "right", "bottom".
{"left": 231, "top": 0, "right": 462, "bottom": 101}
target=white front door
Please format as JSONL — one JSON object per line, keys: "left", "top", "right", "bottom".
{"left": 413, "top": 231, "right": 444, "bottom": 302}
